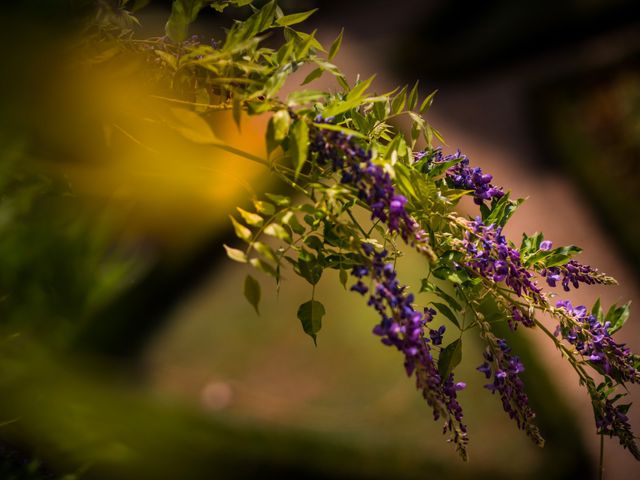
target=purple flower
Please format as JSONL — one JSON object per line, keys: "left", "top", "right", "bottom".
{"left": 351, "top": 245, "right": 468, "bottom": 458}
{"left": 310, "top": 124, "right": 417, "bottom": 242}
{"left": 555, "top": 301, "right": 639, "bottom": 384}
{"left": 422, "top": 149, "right": 504, "bottom": 205}
{"left": 542, "top": 260, "right": 614, "bottom": 291}
{"left": 462, "top": 218, "right": 542, "bottom": 302}
{"left": 539, "top": 240, "right": 553, "bottom": 251}
{"left": 594, "top": 394, "right": 640, "bottom": 460}
{"left": 477, "top": 337, "right": 543, "bottom": 446}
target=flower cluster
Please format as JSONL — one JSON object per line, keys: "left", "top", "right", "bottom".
{"left": 310, "top": 123, "right": 416, "bottom": 242}
{"left": 423, "top": 149, "right": 504, "bottom": 205}
{"left": 463, "top": 218, "right": 543, "bottom": 303}
{"left": 477, "top": 338, "right": 543, "bottom": 446}
{"left": 595, "top": 397, "right": 640, "bottom": 460}
{"left": 351, "top": 244, "right": 468, "bottom": 457}
{"left": 555, "top": 301, "right": 639, "bottom": 383}
{"left": 542, "top": 259, "right": 614, "bottom": 291}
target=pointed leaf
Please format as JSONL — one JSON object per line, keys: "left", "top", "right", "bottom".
{"left": 244, "top": 274, "right": 261, "bottom": 314}
{"left": 438, "top": 338, "right": 462, "bottom": 379}
{"left": 276, "top": 9, "right": 318, "bottom": 26}
{"left": 264, "top": 222, "right": 291, "bottom": 242}
{"left": 432, "top": 302, "right": 460, "bottom": 329}
{"left": 301, "top": 67, "right": 323, "bottom": 85}
{"left": 328, "top": 28, "right": 343, "bottom": 60}
{"left": 254, "top": 200, "right": 276, "bottom": 215}
{"left": 237, "top": 207, "right": 263, "bottom": 227}
{"left": 407, "top": 80, "right": 419, "bottom": 110}
{"left": 419, "top": 89, "right": 438, "bottom": 113}
{"left": 230, "top": 216, "right": 252, "bottom": 242}
{"left": 224, "top": 244, "right": 247, "bottom": 263}
{"left": 265, "top": 193, "right": 291, "bottom": 206}
{"left": 290, "top": 119, "right": 309, "bottom": 178}
{"left": 297, "top": 300, "right": 325, "bottom": 345}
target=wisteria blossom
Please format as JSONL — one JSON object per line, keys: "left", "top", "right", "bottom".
{"left": 477, "top": 337, "right": 543, "bottom": 445}
{"left": 351, "top": 244, "right": 468, "bottom": 457}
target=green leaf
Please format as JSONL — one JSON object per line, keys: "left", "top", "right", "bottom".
{"left": 287, "top": 90, "right": 327, "bottom": 106}
{"left": 328, "top": 28, "right": 343, "bottom": 60}
{"left": 339, "top": 268, "right": 348, "bottom": 289}
{"left": 250, "top": 257, "right": 277, "bottom": 277}
{"left": 276, "top": 38, "right": 295, "bottom": 64}
{"left": 252, "top": 241, "right": 277, "bottom": 262}
{"left": 606, "top": 302, "right": 631, "bottom": 334}
{"left": 244, "top": 274, "right": 261, "bottom": 314}
{"left": 432, "top": 266, "right": 468, "bottom": 285}
{"left": 276, "top": 8, "right": 318, "bottom": 26}
{"left": 223, "top": 244, "right": 247, "bottom": 263}
{"left": 297, "top": 300, "right": 325, "bottom": 345}
{"left": 592, "top": 298, "right": 604, "bottom": 322}
{"left": 253, "top": 200, "right": 276, "bottom": 215}
{"left": 165, "top": 0, "right": 207, "bottom": 42}
{"left": 280, "top": 211, "right": 303, "bottom": 234}
{"left": 419, "top": 89, "right": 438, "bottom": 113}
{"left": 264, "top": 222, "right": 291, "bottom": 242}
{"left": 347, "top": 74, "right": 376, "bottom": 100}
{"left": 266, "top": 110, "right": 291, "bottom": 154}
{"left": 432, "top": 302, "right": 460, "bottom": 329}
{"left": 420, "top": 281, "right": 463, "bottom": 311}
{"left": 483, "top": 193, "right": 524, "bottom": 227}
{"left": 265, "top": 193, "right": 290, "bottom": 206}
{"left": 336, "top": 75, "right": 350, "bottom": 91}
{"left": 230, "top": 216, "right": 252, "bottom": 242}
{"left": 236, "top": 207, "right": 263, "bottom": 227}
{"left": 301, "top": 67, "right": 323, "bottom": 85}
{"left": 290, "top": 119, "right": 309, "bottom": 178}
{"left": 407, "top": 80, "right": 419, "bottom": 110}
{"left": 438, "top": 338, "right": 462, "bottom": 379}
{"left": 297, "top": 256, "right": 323, "bottom": 285}
{"left": 312, "top": 122, "right": 366, "bottom": 139}
{"left": 391, "top": 86, "right": 407, "bottom": 114}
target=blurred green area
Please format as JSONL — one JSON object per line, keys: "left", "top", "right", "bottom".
{"left": 0, "top": 1, "right": 597, "bottom": 479}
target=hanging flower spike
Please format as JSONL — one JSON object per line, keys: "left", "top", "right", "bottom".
{"left": 351, "top": 245, "right": 468, "bottom": 458}
{"left": 555, "top": 301, "right": 639, "bottom": 384}
{"left": 477, "top": 337, "right": 543, "bottom": 446}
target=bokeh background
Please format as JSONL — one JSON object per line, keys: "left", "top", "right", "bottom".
{"left": 0, "top": 1, "right": 639, "bottom": 478}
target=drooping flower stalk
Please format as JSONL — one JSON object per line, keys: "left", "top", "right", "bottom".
{"left": 555, "top": 301, "right": 639, "bottom": 384}
{"left": 542, "top": 259, "right": 616, "bottom": 291}
{"left": 310, "top": 123, "right": 468, "bottom": 457}
{"left": 477, "top": 336, "right": 543, "bottom": 446}
{"left": 351, "top": 244, "right": 468, "bottom": 458}
{"left": 594, "top": 396, "right": 640, "bottom": 459}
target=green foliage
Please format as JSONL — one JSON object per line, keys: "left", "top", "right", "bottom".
{"left": 438, "top": 338, "right": 462, "bottom": 379}
{"left": 244, "top": 274, "right": 261, "bottom": 314}
{"left": 297, "top": 300, "right": 325, "bottom": 345}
